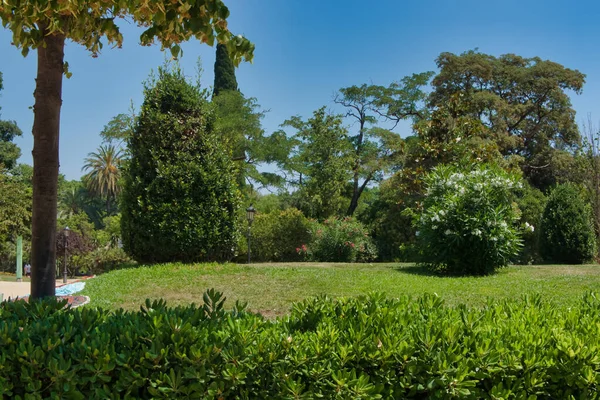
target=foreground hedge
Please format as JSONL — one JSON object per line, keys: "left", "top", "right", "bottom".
{"left": 2, "top": 291, "right": 600, "bottom": 398}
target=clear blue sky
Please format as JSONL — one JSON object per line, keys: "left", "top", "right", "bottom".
{"left": 0, "top": 0, "right": 599, "bottom": 180}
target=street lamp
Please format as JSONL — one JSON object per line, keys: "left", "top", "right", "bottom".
{"left": 63, "top": 226, "right": 70, "bottom": 284}
{"left": 246, "top": 205, "right": 256, "bottom": 264}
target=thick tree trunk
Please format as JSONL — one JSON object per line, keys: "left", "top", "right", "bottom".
{"left": 30, "top": 31, "right": 65, "bottom": 299}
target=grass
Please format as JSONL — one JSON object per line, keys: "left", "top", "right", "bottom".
{"left": 0, "top": 273, "right": 29, "bottom": 282}
{"left": 80, "top": 262, "right": 600, "bottom": 316}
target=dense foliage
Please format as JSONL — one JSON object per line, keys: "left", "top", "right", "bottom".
{"left": 0, "top": 72, "right": 23, "bottom": 171}
{"left": 279, "top": 108, "right": 353, "bottom": 219}
{"left": 414, "top": 164, "right": 523, "bottom": 275}
{"left": 1, "top": 0, "right": 254, "bottom": 299}
{"left": 213, "top": 43, "right": 239, "bottom": 97}
{"left": 540, "top": 184, "right": 597, "bottom": 264}
{"left": 2, "top": 290, "right": 600, "bottom": 398}
{"left": 300, "top": 217, "right": 377, "bottom": 262}
{"left": 121, "top": 66, "right": 240, "bottom": 263}
{"left": 245, "top": 208, "right": 311, "bottom": 262}
{"left": 513, "top": 184, "right": 547, "bottom": 264}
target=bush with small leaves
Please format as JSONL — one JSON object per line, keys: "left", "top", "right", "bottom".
{"left": 244, "top": 208, "right": 312, "bottom": 262}
{"left": 414, "top": 164, "right": 523, "bottom": 275}
{"left": 540, "top": 183, "right": 597, "bottom": 264}
{"left": 121, "top": 66, "right": 240, "bottom": 263}
{"left": 300, "top": 217, "right": 377, "bottom": 262}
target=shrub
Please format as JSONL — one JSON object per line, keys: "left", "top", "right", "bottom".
{"left": 245, "top": 208, "right": 311, "bottom": 262}
{"left": 77, "top": 246, "right": 135, "bottom": 275}
{"left": 414, "top": 164, "right": 522, "bottom": 275}
{"left": 540, "top": 183, "right": 597, "bottom": 264}
{"left": 514, "top": 183, "right": 547, "bottom": 264}
{"left": 300, "top": 217, "right": 377, "bottom": 262}
{"left": 121, "top": 66, "right": 240, "bottom": 263}
{"left": 3, "top": 290, "right": 600, "bottom": 398}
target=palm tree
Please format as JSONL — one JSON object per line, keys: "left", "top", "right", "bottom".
{"left": 59, "top": 187, "right": 86, "bottom": 218}
{"left": 82, "top": 144, "right": 123, "bottom": 214}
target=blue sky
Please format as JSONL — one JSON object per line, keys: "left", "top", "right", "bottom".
{"left": 0, "top": 0, "right": 599, "bottom": 180}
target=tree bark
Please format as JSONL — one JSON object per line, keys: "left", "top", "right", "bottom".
{"left": 30, "top": 30, "right": 65, "bottom": 299}
{"left": 347, "top": 116, "right": 366, "bottom": 216}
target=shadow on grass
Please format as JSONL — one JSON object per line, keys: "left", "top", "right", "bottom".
{"left": 392, "top": 264, "right": 439, "bottom": 277}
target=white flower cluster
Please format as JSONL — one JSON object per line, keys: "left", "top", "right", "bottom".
{"left": 428, "top": 168, "right": 521, "bottom": 197}
{"left": 524, "top": 222, "right": 535, "bottom": 232}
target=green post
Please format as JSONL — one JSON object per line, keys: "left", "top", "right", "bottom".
{"left": 16, "top": 236, "right": 23, "bottom": 282}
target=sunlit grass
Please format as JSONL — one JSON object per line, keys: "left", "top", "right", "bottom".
{"left": 80, "top": 263, "right": 600, "bottom": 316}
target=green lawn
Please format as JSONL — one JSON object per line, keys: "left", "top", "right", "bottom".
{"left": 0, "top": 273, "right": 29, "bottom": 282}
{"left": 80, "top": 262, "right": 600, "bottom": 316}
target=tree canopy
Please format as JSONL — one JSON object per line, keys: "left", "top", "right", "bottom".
{"left": 0, "top": 71, "right": 23, "bottom": 170}
{"left": 0, "top": 0, "right": 254, "bottom": 298}
{"left": 429, "top": 50, "right": 585, "bottom": 188}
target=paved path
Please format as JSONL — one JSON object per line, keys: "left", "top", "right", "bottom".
{"left": 0, "top": 279, "right": 80, "bottom": 301}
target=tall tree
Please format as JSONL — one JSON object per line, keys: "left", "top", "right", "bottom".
{"left": 213, "top": 90, "right": 287, "bottom": 192}
{"left": 0, "top": 0, "right": 253, "bottom": 298}
{"left": 100, "top": 112, "right": 134, "bottom": 150}
{"left": 0, "top": 71, "right": 23, "bottom": 170}
{"left": 333, "top": 76, "right": 430, "bottom": 215}
{"left": 213, "top": 43, "right": 239, "bottom": 97}
{"left": 82, "top": 144, "right": 123, "bottom": 214}
{"left": 279, "top": 107, "right": 353, "bottom": 219}
{"left": 428, "top": 50, "right": 585, "bottom": 189}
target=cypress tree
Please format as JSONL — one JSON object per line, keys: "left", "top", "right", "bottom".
{"left": 213, "top": 43, "right": 238, "bottom": 97}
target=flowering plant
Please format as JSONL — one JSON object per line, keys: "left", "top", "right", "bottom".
{"left": 298, "top": 217, "right": 377, "bottom": 262}
{"left": 413, "top": 164, "right": 523, "bottom": 275}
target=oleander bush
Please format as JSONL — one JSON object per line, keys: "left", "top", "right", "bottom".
{"left": 299, "top": 217, "right": 377, "bottom": 262}
{"left": 413, "top": 164, "right": 523, "bottom": 275}
{"left": 3, "top": 290, "right": 600, "bottom": 398}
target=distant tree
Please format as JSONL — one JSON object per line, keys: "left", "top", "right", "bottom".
{"left": 213, "top": 43, "right": 239, "bottom": 97}
{"left": 0, "top": 71, "right": 22, "bottom": 170}
{"left": 100, "top": 113, "right": 134, "bottom": 149}
{"left": 0, "top": 0, "right": 253, "bottom": 298}
{"left": 213, "top": 90, "right": 287, "bottom": 192}
{"left": 82, "top": 144, "right": 123, "bottom": 214}
{"left": 121, "top": 66, "right": 240, "bottom": 263}
{"left": 579, "top": 115, "right": 600, "bottom": 238}
{"left": 11, "top": 163, "right": 33, "bottom": 187}
{"left": 279, "top": 107, "right": 353, "bottom": 219}
{"left": 333, "top": 77, "right": 431, "bottom": 215}
{"left": 0, "top": 171, "right": 31, "bottom": 243}
{"left": 429, "top": 50, "right": 585, "bottom": 190}
{"left": 59, "top": 187, "right": 87, "bottom": 218}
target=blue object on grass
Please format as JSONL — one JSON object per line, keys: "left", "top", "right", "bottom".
{"left": 56, "top": 281, "right": 85, "bottom": 296}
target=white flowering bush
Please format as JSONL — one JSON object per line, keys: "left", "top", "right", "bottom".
{"left": 414, "top": 164, "right": 523, "bottom": 275}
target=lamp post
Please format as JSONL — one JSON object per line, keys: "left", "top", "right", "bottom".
{"left": 246, "top": 205, "right": 256, "bottom": 264}
{"left": 63, "top": 226, "right": 70, "bottom": 284}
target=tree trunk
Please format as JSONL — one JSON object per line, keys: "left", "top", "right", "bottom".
{"left": 30, "top": 31, "right": 65, "bottom": 299}
{"left": 347, "top": 175, "right": 360, "bottom": 216}
{"left": 347, "top": 174, "right": 372, "bottom": 216}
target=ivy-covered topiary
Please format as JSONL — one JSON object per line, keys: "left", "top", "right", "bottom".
{"left": 540, "top": 183, "right": 597, "bottom": 264}
{"left": 121, "top": 66, "right": 240, "bottom": 263}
